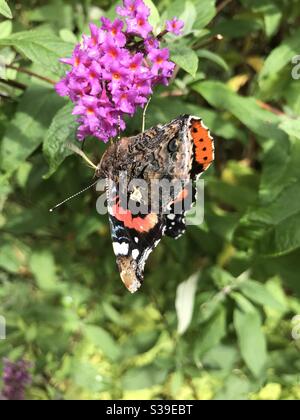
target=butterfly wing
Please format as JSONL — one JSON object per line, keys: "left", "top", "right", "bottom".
{"left": 107, "top": 182, "right": 164, "bottom": 293}
{"left": 99, "top": 115, "right": 214, "bottom": 293}
{"left": 164, "top": 117, "right": 214, "bottom": 239}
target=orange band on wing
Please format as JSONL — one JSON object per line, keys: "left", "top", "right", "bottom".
{"left": 112, "top": 202, "right": 158, "bottom": 233}
{"left": 190, "top": 120, "right": 214, "bottom": 170}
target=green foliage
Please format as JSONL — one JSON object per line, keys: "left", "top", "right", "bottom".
{"left": 1, "top": 0, "right": 300, "bottom": 401}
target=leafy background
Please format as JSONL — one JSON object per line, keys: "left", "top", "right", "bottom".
{"left": 1, "top": 0, "right": 300, "bottom": 400}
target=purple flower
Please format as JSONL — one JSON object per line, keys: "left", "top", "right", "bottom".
{"left": 1, "top": 359, "right": 32, "bottom": 401}
{"left": 103, "top": 63, "right": 129, "bottom": 91}
{"left": 166, "top": 17, "right": 185, "bottom": 35}
{"left": 100, "top": 17, "right": 127, "bottom": 47}
{"left": 113, "top": 89, "right": 137, "bottom": 114}
{"left": 55, "top": 77, "right": 69, "bottom": 97}
{"left": 149, "top": 48, "right": 171, "bottom": 74}
{"left": 126, "top": 13, "right": 153, "bottom": 39}
{"left": 135, "top": 73, "right": 153, "bottom": 96}
{"left": 144, "top": 36, "right": 160, "bottom": 52}
{"left": 87, "top": 61, "right": 102, "bottom": 95}
{"left": 73, "top": 96, "right": 101, "bottom": 132}
{"left": 102, "top": 39, "right": 123, "bottom": 63}
{"left": 55, "top": 0, "right": 182, "bottom": 143}
{"left": 116, "top": 0, "right": 150, "bottom": 18}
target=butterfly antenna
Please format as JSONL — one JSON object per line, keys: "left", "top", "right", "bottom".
{"left": 66, "top": 142, "right": 98, "bottom": 170}
{"left": 142, "top": 97, "right": 152, "bottom": 133}
{"left": 49, "top": 180, "right": 99, "bottom": 213}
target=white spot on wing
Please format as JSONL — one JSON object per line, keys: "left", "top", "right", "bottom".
{"left": 113, "top": 242, "right": 129, "bottom": 256}
{"left": 132, "top": 249, "right": 140, "bottom": 260}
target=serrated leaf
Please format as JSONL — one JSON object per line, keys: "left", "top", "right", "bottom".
{"left": 169, "top": 43, "right": 199, "bottom": 77}
{"left": 234, "top": 309, "right": 267, "bottom": 377}
{"left": 0, "top": 85, "right": 64, "bottom": 174}
{"left": 175, "top": 272, "right": 199, "bottom": 335}
{"left": 0, "top": 0, "right": 12, "bottom": 19}
{"left": 43, "top": 103, "right": 77, "bottom": 178}
{"left": 0, "top": 28, "right": 74, "bottom": 75}
{"left": 255, "top": 211, "right": 300, "bottom": 257}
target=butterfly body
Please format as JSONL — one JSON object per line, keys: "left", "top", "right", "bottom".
{"left": 96, "top": 115, "right": 214, "bottom": 293}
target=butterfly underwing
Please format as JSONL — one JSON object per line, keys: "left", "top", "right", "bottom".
{"left": 96, "top": 114, "right": 214, "bottom": 293}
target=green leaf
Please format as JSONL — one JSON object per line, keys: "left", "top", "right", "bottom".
{"left": 175, "top": 272, "right": 199, "bottom": 335}
{"left": 192, "top": 81, "right": 286, "bottom": 142}
{"left": 194, "top": 308, "right": 226, "bottom": 360}
{"left": 0, "top": 28, "right": 74, "bottom": 75}
{"left": 279, "top": 118, "right": 300, "bottom": 140}
{"left": 255, "top": 211, "right": 300, "bottom": 257}
{"left": 0, "top": 20, "right": 12, "bottom": 39}
{"left": 144, "top": 0, "right": 160, "bottom": 30}
{"left": 191, "top": 0, "right": 216, "bottom": 30}
{"left": 212, "top": 17, "right": 262, "bottom": 39}
{"left": 264, "top": 4, "right": 282, "bottom": 38}
{"left": 43, "top": 103, "right": 77, "bottom": 178}
{"left": 0, "top": 0, "right": 12, "bottom": 19}
{"left": 0, "top": 85, "right": 64, "bottom": 174}
{"left": 169, "top": 43, "right": 199, "bottom": 77}
{"left": 240, "top": 280, "right": 284, "bottom": 310}
{"left": 259, "top": 29, "right": 300, "bottom": 86}
{"left": 197, "top": 49, "right": 229, "bottom": 72}
{"left": 29, "top": 250, "right": 58, "bottom": 291}
{"left": 234, "top": 309, "right": 267, "bottom": 377}
{"left": 234, "top": 171, "right": 300, "bottom": 255}
{"left": 72, "top": 362, "right": 107, "bottom": 393}
{"left": 85, "top": 325, "right": 121, "bottom": 362}
{"left": 0, "top": 240, "right": 27, "bottom": 274}
{"left": 214, "top": 374, "right": 251, "bottom": 400}
{"left": 25, "top": 2, "right": 73, "bottom": 30}
{"left": 122, "top": 364, "right": 168, "bottom": 390}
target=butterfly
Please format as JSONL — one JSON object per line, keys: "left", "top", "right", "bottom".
{"left": 94, "top": 114, "right": 214, "bottom": 293}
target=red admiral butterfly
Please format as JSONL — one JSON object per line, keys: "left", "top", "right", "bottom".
{"left": 95, "top": 115, "right": 214, "bottom": 293}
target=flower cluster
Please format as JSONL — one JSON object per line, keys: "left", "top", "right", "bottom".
{"left": 56, "top": 0, "right": 184, "bottom": 142}
{"left": 1, "top": 359, "right": 32, "bottom": 401}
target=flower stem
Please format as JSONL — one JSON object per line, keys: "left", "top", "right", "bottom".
{"left": 7, "top": 65, "right": 56, "bottom": 85}
{"left": 0, "top": 77, "right": 26, "bottom": 90}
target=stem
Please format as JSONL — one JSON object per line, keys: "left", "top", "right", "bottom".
{"left": 217, "top": 0, "right": 233, "bottom": 14}
{"left": 142, "top": 96, "right": 151, "bottom": 132}
{"left": 192, "top": 34, "right": 224, "bottom": 50}
{"left": 157, "top": 29, "right": 168, "bottom": 40}
{"left": 7, "top": 65, "right": 56, "bottom": 85}
{"left": 0, "top": 77, "right": 26, "bottom": 90}
{"left": 257, "top": 100, "right": 285, "bottom": 116}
